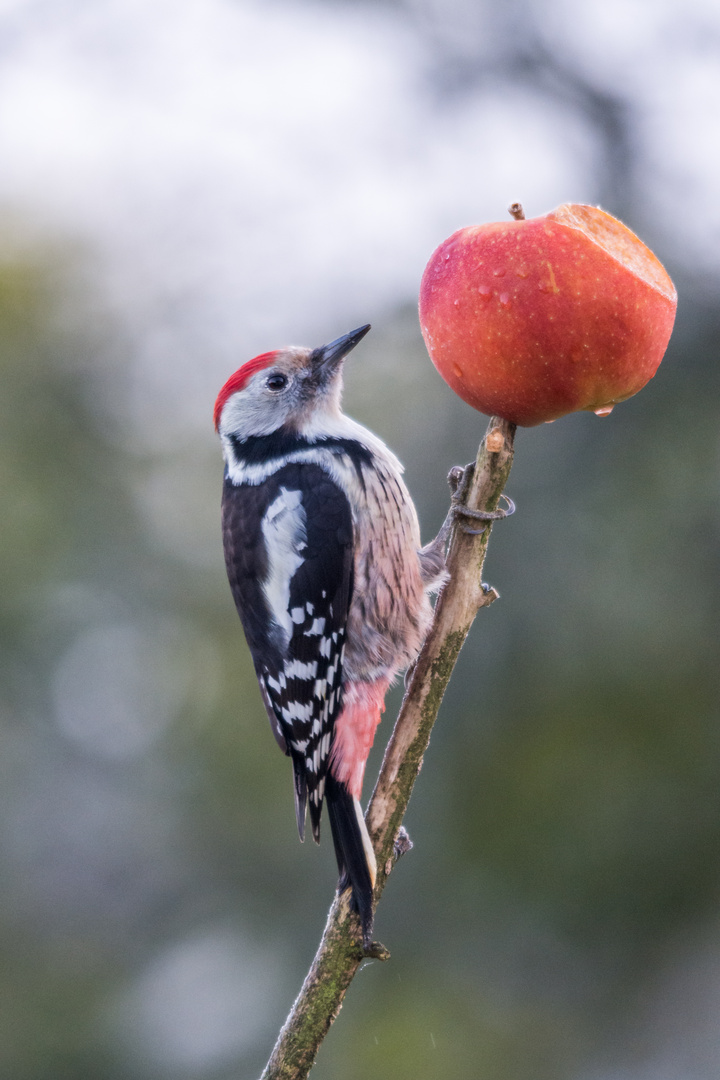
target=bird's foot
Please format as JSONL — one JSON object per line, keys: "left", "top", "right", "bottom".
{"left": 417, "top": 464, "right": 470, "bottom": 575}
{"left": 418, "top": 464, "right": 515, "bottom": 586}
{"left": 451, "top": 492, "right": 516, "bottom": 534}
{"left": 447, "top": 461, "right": 515, "bottom": 534}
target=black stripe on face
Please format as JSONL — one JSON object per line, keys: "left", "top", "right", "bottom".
{"left": 229, "top": 430, "right": 373, "bottom": 484}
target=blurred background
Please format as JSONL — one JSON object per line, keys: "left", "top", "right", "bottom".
{"left": 0, "top": 0, "right": 719, "bottom": 1077}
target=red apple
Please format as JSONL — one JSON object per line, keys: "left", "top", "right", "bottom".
{"left": 419, "top": 204, "right": 677, "bottom": 426}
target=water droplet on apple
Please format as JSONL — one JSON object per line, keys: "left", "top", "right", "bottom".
{"left": 478, "top": 285, "right": 492, "bottom": 301}
{"left": 499, "top": 293, "right": 511, "bottom": 307}
{"left": 594, "top": 405, "right": 614, "bottom": 417}
{"left": 453, "top": 299, "right": 460, "bottom": 306}
{"left": 452, "top": 363, "right": 463, "bottom": 379}
{"left": 493, "top": 267, "right": 506, "bottom": 277}
{"left": 515, "top": 266, "right": 529, "bottom": 279}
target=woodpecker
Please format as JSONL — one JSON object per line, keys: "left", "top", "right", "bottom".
{"left": 215, "top": 324, "right": 445, "bottom": 946}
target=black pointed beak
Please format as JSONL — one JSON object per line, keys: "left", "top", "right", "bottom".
{"left": 313, "top": 324, "right": 371, "bottom": 376}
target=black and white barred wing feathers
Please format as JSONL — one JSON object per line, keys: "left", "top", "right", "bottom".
{"left": 221, "top": 462, "right": 354, "bottom": 843}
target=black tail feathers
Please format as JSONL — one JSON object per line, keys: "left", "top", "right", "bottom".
{"left": 291, "top": 756, "right": 308, "bottom": 842}
{"left": 291, "top": 754, "right": 325, "bottom": 845}
{"left": 325, "top": 773, "right": 376, "bottom": 948}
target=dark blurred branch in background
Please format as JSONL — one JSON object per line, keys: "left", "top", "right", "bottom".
{"left": 414, "top": 0, "right": 635, "bottom": 215}
{"left": 260, "top": 416, "right": 516, "bottom": 1080}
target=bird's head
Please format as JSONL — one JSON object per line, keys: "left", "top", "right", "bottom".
{"left": 214, "top": 324, "right": 371, "bottom": 442}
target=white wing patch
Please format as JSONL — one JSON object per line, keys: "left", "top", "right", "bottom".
{"left": 261, "top": 487, "right": 307, "bottom": 644}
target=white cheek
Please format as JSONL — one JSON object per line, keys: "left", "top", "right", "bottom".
{"left": 221, "top": 389, "right": 288, "bottom": 439}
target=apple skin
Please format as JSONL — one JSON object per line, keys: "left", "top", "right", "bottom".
{"left": 419, "top": 204, "right": 677, "bottom": 426}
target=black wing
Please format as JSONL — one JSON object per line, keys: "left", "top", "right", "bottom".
{"left": 222, "top": 461, "right": 354, "bottom": 842}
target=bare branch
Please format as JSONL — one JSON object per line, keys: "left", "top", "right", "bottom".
{"left": 260, "top": 415, "right": 516, "bottom": 1080}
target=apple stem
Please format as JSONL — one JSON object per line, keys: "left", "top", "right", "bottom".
{"left": 509, "top": 202, "right": 525, "bottom": 221}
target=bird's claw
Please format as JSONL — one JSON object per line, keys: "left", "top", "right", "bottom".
{"left": 447, "top": 464, "right": 467, "bottom": 493}
{"left": 451, "top": 492, "right": 516, "bottom": 535}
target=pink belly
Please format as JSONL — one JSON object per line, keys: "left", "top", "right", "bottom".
{"left": 329, "top": 678, "right": 391, "bottom": 798}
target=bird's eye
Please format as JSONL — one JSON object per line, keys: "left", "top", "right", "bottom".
{"left": 266, "top": 373, "right": 288, "bottom": 392}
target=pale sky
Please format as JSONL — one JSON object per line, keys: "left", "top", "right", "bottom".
{"left": 0, "top": 0, "right": 714, "bottom": 448}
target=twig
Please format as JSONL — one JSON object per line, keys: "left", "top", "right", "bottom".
{"left": 259, "top": 415, "right": 516, "bottom": 1080}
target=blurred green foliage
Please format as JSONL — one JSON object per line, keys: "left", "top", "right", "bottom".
{"left": 1, "top": 235, "right": 719, "bottom": 1080}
